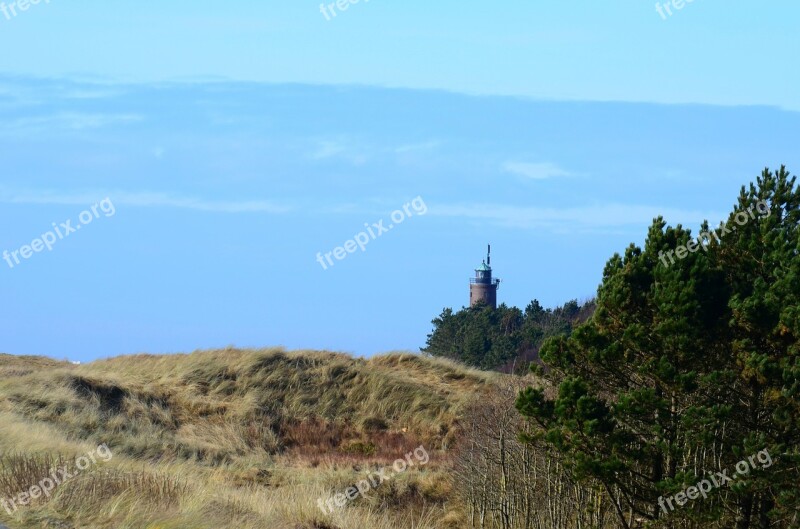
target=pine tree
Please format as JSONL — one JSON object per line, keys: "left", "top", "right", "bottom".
{"left": 517, "top": 167, "right": 800, "bottom": 528}
{"left": 422, "top": 300, "right": 594, "bottom": 371}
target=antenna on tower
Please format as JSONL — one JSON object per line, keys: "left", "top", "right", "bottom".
{"left": 487, "top": 244, "right": 491, "bottom": 266}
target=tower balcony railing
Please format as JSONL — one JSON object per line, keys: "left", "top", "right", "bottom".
{"left": 470, "top": 277, "right": 501, "bottom": 287}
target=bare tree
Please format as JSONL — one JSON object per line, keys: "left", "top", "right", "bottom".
{"left": 453, "top": 380, "right": 615, "bottom": 529}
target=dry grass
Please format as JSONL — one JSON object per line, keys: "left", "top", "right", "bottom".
{"left": 0, "top": 348, "right": 498, "bottom": 528}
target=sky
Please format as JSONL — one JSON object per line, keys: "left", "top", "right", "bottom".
{"left": 0, "top": 1, "right": 798, "bottom": 361}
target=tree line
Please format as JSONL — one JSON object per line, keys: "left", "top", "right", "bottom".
{"left": 436, "top": 167, "right": 800, "bottom": 528}
{"left": 422, "top": 299, "right": 596, "bottom": 372}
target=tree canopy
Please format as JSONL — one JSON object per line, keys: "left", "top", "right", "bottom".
{"left": 422, "top": 299, "right": 595, "bottom": 371}
{"left": 517, "top": 167, "right": 800, "bottom": 528}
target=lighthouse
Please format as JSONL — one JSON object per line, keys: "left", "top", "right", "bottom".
{"left": 470, "top": 245, "right": 501, "bottom": 309}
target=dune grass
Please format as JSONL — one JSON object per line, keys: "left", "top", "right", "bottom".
{"left": 0, "top": 348, "right": 497, "bottom": 528}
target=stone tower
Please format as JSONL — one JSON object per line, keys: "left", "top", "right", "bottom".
{"left": 470, "top": 245, "right": 501, "bottom": 309}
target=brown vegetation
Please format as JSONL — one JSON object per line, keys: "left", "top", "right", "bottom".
{"left": 0, "top": 348, "right": 498, "bottom": 529}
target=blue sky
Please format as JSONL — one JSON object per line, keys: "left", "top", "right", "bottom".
{"left": 0, "top": 2, "right": 798, "bottom": 361}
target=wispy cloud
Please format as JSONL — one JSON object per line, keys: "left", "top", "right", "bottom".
{"left": 310, "top": 139, "right": 368, "bottom": 165}
{"left": 431, "top": 202, "right": 727, "bottom": 232}
{"left": 0, "top": 112, "right": 143, "bottom": 133}
{"left": 503, "top": 161, "right": 572, "bottom": 180}
{"left": 0, "top": 189, "right": 291, "bottom": 214}
{"left": 312, "top": 140, "right": 347, "bottom": 160}
{"left": 62, "top": 89, "right": 124, "bottom": 100}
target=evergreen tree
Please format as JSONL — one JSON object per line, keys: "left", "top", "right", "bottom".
{"left": 423, "top": 299, "right": 594, "bottom": 371}
{"left": 516, "top": 167, "right": 800, "bottom": 528}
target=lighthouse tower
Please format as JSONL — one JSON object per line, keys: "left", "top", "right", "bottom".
{"left": 470, "top": 245, "right": 501, "bottom": 309}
